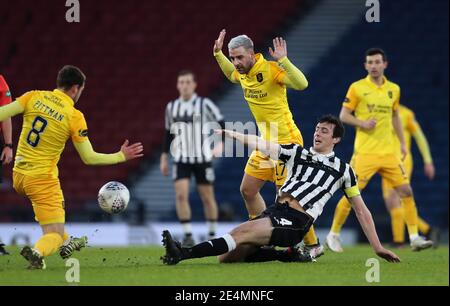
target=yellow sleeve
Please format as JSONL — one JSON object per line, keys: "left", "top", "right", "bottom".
{"left": 70, "top": 110, "right": 125, "bottom": 165}
{"left": 406, "top": 111, "right": 419, "bottom": 134}
{"left": 342, "top": 84, "right": 359, "bottom": 110}
{"left": 213, "top": 50, "right": 239, "bottom": 83}
{"left": 393, "top": 87, "right": 400, "bottom": 111}
{"left": 73, "top": 140, "right": 125, "bottom": 166}
{"left": 16, "top": 91, "right": 36, "bottom": 109}
{"left": 412, "top": 124, "right": 433, "bottom": 164}
{"left": 0, "top": 100, "right": 24, "bottom": 122}
{"left": 70, "top": 110, "right": 89, "bottom": 143}
{"left": 276, "top": 57, "right": 308, "bottom": 90}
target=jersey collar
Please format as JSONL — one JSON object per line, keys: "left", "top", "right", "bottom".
{"left": 309, "top": 147, "right": 335, "bottom": 159}
{"left": 53, "top": 89, "right": 74, "bottom": 106}
{"left": 246, "top": 53, "right": 265, "bottom": 77}
{"left": 179, "top": 93, "right": 198, "bottom": 103}
{"left": 365, "top": 75, "right": 388, "bottom": 90}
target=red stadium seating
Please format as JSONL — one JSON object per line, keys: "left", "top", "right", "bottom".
{"left": 1, "top": 0, "right": 303, "bottom": 216}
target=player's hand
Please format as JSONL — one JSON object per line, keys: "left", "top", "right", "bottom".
{"left": 269, "top": 37, "right": 288, "bottom": 61}
{"left": 212, "top": 141, "right": 224, "bottom": 158}
{"left": 424, "top": 163, "right": 435, "bottom": 180}
{"left": 360, "top": 119, "right": 377, "bottom": 130}
{"left": 121, "top": 140, "right": 144, "bottom": 161}
{"left": 160, "top": 153, "right": 169, "bottom": 176}
{"left": 1, "top": 147, "right": 13, "bottom": 165}
{"left": 375, "top": 247, "right": 401, "bottom": 263}
{"left": 214, "top": 29, "right": 226, "bottom": 54}
{"left": 400, "top": 143, "right": 407, "bottom": 161}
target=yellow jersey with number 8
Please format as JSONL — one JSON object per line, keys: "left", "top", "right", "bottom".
{"left": 14, "top": 89, "right": 88, "bottom": 179}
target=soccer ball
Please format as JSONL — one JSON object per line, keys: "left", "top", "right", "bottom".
{"left": 98, "top": 181, "right": 130, "bottom": 214}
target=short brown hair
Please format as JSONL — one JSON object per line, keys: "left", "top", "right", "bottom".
{"left": 57, "top": 65, "right": 86, "bottom": 90}
{"left": 365, "top": 48, "right": 387, "bottom": 62}
{"left": 318, "top": 114, "right": 345, "bottom": 139}
{"left": 177, "top": 70, "right": 196, "bottom": 82}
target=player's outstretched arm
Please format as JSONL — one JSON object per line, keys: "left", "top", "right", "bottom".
{"left": 215, "top": 129, "right": 279, "bottom": 159}
{"left": 349, "top": 195, "right": 401, "bottom": 263}
{"left": 0, "top": 100, "right": 24, "bottom": 122}
{"left": 269, "top": 37, "right": 308, "bottom": 90}
{"left": 74, "top": 139, "right": 143, "bottom": 166}
{"left": 213, "top": 29, "right": 226, "bottom": 54}
{"left": 411, "top": 123, "right": 435, "bottom": 179}
{"left": 213, "top": 29, "right": 239, "bottom": 84}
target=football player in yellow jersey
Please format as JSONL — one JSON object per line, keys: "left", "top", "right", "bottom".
{"left": 213, "top": 29, "right": 323, "bottom": 258}
{"left": 0, "top": 66, "right": 143, "bottom": 269}
{"left": 325, "top": 48, "right": 433, "bottom": 252}
{"left": 382, "top": 104, "right": 439, "bottom": 247}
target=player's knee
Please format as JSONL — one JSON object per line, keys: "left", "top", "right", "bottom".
{"left": 175, "top": 193, "right": 189, "bottom": 204}
{"left": 397, "top": 185, "right": 413, "bottom": 198}
{"left": 230, "top": 227, "right": 249, "bottom": 245}
{"left": 240, "top": 185, "right": 257, "bottom": 201}
{"left": 385, "top": 192, "right": 401, "bottom": 210}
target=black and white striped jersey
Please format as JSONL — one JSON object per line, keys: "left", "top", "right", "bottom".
{"left": 278, "top": 144, "right": 360, "bottom": 221}
{"left": 164, "top": 94, "right": 224, "bottom": 164}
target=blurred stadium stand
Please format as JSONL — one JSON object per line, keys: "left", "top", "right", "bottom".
{"left": 1, "top": 0, "right": 448, "bottom": 240}
{"left": 0, "top": 0, "right": 308, "bottom": 221}
{"left": 212, "top": 0, "right": 449, "bottom": 239}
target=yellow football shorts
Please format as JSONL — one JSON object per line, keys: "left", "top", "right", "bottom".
{"left": 351, "top": 153, "right": 409, "bottom": 192}
{"left": 381, "top": 153, "right": 413, "bottom": 198}
{"left": 244, "top": 150, "right": 288, "bottom": 187}
{"left": 13, "top": 171, "right": 65, "bottom": 225}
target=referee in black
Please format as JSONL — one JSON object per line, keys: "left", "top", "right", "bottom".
{"left": 161, "top": 115, "right": 400, "bottom": 265}
{"left": 160, "top": 70, "right": 225, "bottom": 247}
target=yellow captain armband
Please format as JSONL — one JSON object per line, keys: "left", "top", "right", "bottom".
{"left": 344, "top": 186, "right": 361, "bottom": 199}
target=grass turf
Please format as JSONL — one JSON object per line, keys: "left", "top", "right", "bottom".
{"left": 0, "top": 245, "right": 448, "bottom": 286}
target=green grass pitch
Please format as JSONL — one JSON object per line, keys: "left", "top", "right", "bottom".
{"left": 0, "top": 245, "right": 448, "bottom": 286}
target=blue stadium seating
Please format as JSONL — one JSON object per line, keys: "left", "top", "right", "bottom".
{"left": 195, "top": 0, "right": 448, "bottom": 237}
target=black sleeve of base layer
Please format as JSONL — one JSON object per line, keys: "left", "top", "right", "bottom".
{"left": 162, "top": 129, "right": 174, "bottom": 153}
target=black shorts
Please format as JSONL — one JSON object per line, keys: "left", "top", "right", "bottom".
{"left": 256, "top": 202, "right": 314, "bottom": 247}
{"left": 172, "top": 162, "right": 215, "bottom": 185}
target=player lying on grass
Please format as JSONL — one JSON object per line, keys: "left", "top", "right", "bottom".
{"left": 161, "top": 115, "right": 400, "bottom": 265}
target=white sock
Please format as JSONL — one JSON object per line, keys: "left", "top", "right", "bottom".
{"left": 410, "top": 234, "right": 419, "bottom": 241}
{"left": 222, "top": 234, "right": 237, "bottom": 252}
{"left": 207, "top": 220, "right": 217, "bottom": 237}
{"left": 181, "top": 221, "right": 192, "bottom": 236}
